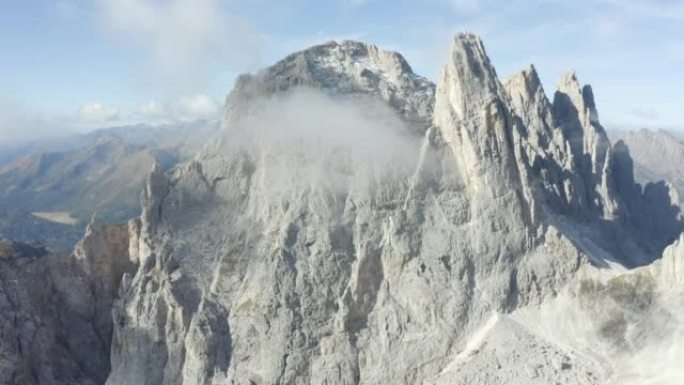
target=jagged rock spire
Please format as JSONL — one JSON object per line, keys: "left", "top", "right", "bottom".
{"left": 435, "top": 33, "right": 504, "bottom": 120}
{"left": 553, "top": 71, "right": 617, "bottom": 217}
{"left": 555, "top": 71, "right": 601, "bottom": 127}
{"left": 434, "top": 32, "right": 521, "bottom": 198}
{"left": 554, "top": 71, "right": 610, "bottom": 174}
{"left": 504, "top": 64, "right": 569, "bottom": 162}
{"left": 505, "top": 65, "right": 555, "bottom": 130}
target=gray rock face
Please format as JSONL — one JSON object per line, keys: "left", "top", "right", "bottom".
{"left": 101, "top": 33, "right": 683, "bottom": 385}
{"left": 222, "top": 40, "right": 435, "bottom": 135}
{"left": 0, "top": 217, "right": 139, "bottom": 385}
{"left": 0, "top": 241, "right": 105, "bottom": 385}
{"left": 610, "top": 129, "right": 684, "bottom": 205}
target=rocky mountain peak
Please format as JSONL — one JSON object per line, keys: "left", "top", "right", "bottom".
{"left": 550, "top": 71, "right": 615, "bottom": 213}
{"left": 504, "top": 64, "right": 558, "bottom": 133}
{"left": 433, "top": 32, "right": 527, "bottom": 203}
{"left": 435, "top": 32, "right": 505, "bottom": 122}
{"left": 554, "top": 71, "right": 602, "bottom": 132}
{"left": 320, "top": 40, "right": 414, "bottom": 79}
{"left": 505, "top": 65, "right": 543, "bottom": 101}
{"left": 224, "top": 39, "right": 435, "bottom": 130}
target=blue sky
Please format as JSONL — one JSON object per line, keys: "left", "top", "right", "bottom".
{"left": 1, "top": 0, "right": 683, "bottom": 143}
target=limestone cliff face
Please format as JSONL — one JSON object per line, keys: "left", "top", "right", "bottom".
{"left": 504, "top": 65, "right": 681, "bottom": 265}
{"left": 0, "top": 216, "right": 139, "bottom": 385}
{"left": 433, "top": 33, "right": 522, "bottom": 201}
{"left": 0, "top": 226, "right": 133, "bottom": 385}
{"left": 102, "top": 34, "right": 682, "bottom": 385}
{"left": 72, "top": 218, "right": 141, "bottom": 364}
{"left": 650, "top": 233, "right": 684, "bottom": 286}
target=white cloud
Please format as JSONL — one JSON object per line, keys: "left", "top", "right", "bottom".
{"left": 0, "top": 98, "right": 128, "bottom": 145}
{"left": 224, "top": 89, "right": 420, "bottom": 188}
{"left": 629, "top": 107, "right": 659, "bottom": 120}
{"left": 134, "top": 94, "right": 221, "bottom": 121}
{"left": 97, "top": 0, "right": 264, "bottom": 94}
{"left": 77, "top": 102, "right": 120, "bottom": 124}
{"left": 135, "top": 101, "right": 167, "bottom": 120}
{"left": 177, "top": 95, "right": 221, "bottom": 119}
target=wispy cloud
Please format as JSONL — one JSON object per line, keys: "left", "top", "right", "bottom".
{"left": 135, "top": 101, "right": 166, "bottom": 121}
{"left": 177, "top": 95, "right": 221, "bottom": 119}
{"left": 77, "top": 102, "right": 120, "bottom": 124}
{"left": 135, "top": 94, "right": 221, "bottom": 122}
{"left": 629, "top": 107, "right": 659, "bottom": 120}
{"left": 96, "top": 0, "right": 265, "bottom": 94}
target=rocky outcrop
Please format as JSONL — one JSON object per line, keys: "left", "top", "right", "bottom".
{"left": 434, "top": 33, "right": 522, "bottom": 200}
{"left": 650, "top": 233, "right": 684, "bottom": 286}
{"left": 0, "top": 240, "right": 108, "bottom": 385}
{"left": 0, "top": 216, "right": 139, "bottom": 385}
{"left": 222, "top": 40, "right": 435, "bottom": 135}
{"left": 72, "top": 217, "right": 140, "bottom": 363}
{"left": 505, "top": 67, "right": 682, "bottom": 265}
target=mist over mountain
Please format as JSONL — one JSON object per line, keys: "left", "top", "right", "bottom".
{"left": 0, "top": 34, "right": 682, "bottom": 385}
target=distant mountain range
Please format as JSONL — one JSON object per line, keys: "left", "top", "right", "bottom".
{"left": 610, "top": 129, "right": 684, "bottom": 204}
{"left": 0, "top": 120, "right": 219, "bottom": 250}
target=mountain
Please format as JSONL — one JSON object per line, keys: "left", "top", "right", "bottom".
{"left": 0, "top": 120, "right": 220, "bottom": 250}
{"left": 102, "top": 35, "right": 681, "bottom": 385}
{"left": 610, "top": 129, "right": 684, "bottom": 205}
{"left": 1, "top": 34, "right": 683, "bottom": 385}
